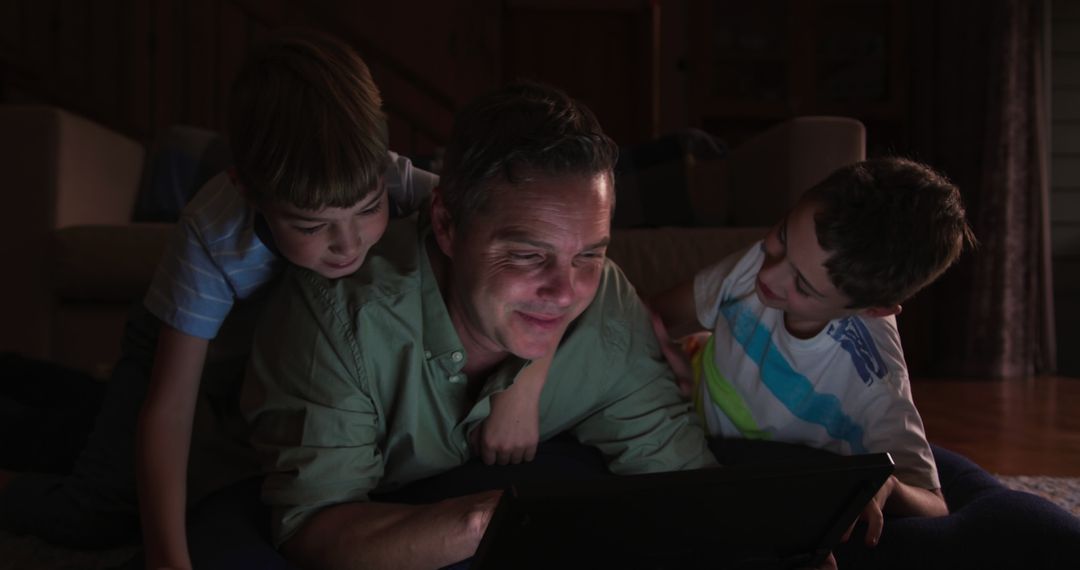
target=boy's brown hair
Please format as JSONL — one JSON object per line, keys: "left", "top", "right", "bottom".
{"left": 804, "top": 157, "right": 976, "bottom": 309}
{"left": 227, "top": 29, "right": 389, "bottom": 210}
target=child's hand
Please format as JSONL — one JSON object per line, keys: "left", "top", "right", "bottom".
{"left": 842, "top": 475, "right": 898, "bottom": 547}
{"left": 469, "top": 355, "right": 551, "bottom": 465}
{"left": 470, "top": 385, "right": 540, "bottom": 465}
{"left": 648, "top": 309, "right": 694, "bottom": 397}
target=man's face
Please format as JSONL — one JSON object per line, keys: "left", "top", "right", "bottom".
{"left": 260, "top": 185, "right": 390, "bottom": 279}
{"left": 755, "top": 198, "right": 858, "bottom": 338}
{"left": 436, "top": 172, "right": 614, "bottom": 361}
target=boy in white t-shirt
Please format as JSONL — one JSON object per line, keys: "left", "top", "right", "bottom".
{"left": 651, "top": 157, "right": 976, "bottom": 547}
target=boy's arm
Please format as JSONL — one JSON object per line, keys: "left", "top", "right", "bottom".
{"left": 648, "top": 281, "right": 706, "bottom": 395}
{"left": 885, "top": 478, "right": 948, "bottom": 517}
{"left": 386, "top": 152, "right": 439, "bottom": 216}
{"left": 136, "top": 325, "right": 209, "bottom": 570}
{"left": 649, "top": 280, "right": 706, "bottom": 339}
{"left": 470, "top": 354, "right": 552, "bottom": 465}
{"left": 283, "top": 490, "right": 501, "bottom": 570}
{"left": 848, "top": 476, "right": 948, "bottom": 547}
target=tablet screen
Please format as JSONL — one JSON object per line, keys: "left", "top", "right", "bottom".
{"left": 473, "top": 452, "right": 894, "bottom": 570}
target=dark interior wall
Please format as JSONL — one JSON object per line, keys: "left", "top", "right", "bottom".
{"left": 1051, "top": 0, "right": 1080, "bottom": 376}
{"left": 0, "top": 0, "right": 912, "bottom": 151}
{"left": 0, "top": 0, "right": 680, "bottom": 155}
{"left": 2, "top": 0, "right": 1067, "bottom": 376}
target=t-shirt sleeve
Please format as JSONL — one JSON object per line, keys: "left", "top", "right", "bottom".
{"left": 862, "top": 369, "right": 940, "bottom": 490}
{"left": 571, "top": 267, "right": 717, "bottom": 473}
{"left": 143, "top": 215, "right": 236, "bottom": 339}
{"left": 693, "top": 241, "right": 762, "bottom": 331}
{"left": 385, "top": 150, "right": 439, "bottom": 218}
{"left": 859, "top": 318, "right": 940, "bottom": 490}
{"left": 241, "top": 268, "right": 383, "bottom": 546}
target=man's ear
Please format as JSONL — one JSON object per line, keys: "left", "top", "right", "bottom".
{"left": 430, "top": 187, "right": 456, "bottom": 258}
{"left": 861, "top": 304, "right": 902, "bottom": 319}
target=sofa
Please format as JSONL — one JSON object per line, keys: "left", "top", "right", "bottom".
{"left": 0, "top": 104, "right": 866, "bottom": 379}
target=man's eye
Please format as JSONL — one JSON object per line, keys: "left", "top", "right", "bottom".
{"left": 509, "top": 252, "right": 542, "bottom": 262}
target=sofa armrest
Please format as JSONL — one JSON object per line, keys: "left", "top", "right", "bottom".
{"left": 52, "top": 224, "right": 173, "bottom": 302}
{"left": 0, "top": 105, "right": 146, "bottom": 361}
{"left": 727, "top": 116, "right": 866, "bottom": 226}
{"left": 46, "top": 223, "right": 172, "bottom": 376}
{"left": 0, "top": 105, "right": 146, "bottom": 228}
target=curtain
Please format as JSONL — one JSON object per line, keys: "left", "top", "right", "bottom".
{"left": 908, "top": 0, "right": 1056, "bottom": 378}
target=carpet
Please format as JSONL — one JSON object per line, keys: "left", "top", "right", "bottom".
{"left": 997, "top": 475, "right": 1080, "bottom": 517}
{"left": 0, "top": 531, "right": 136, "bottom": 570}
{"left": 1, "top": 476, "right": 1078, "bottom": 570}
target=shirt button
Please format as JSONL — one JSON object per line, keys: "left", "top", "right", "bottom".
{"left": 424, "top": 350, "right": 432, "bottom": 359}
{"left": 451, "top": 351, "right": 463, "bottom": 362}
{"left": 448, "top": 374, "right": 464, "bottom": 384}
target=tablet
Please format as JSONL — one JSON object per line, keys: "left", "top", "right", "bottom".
{"left": 472, "top": 452, "right": 894, "bottom": 570}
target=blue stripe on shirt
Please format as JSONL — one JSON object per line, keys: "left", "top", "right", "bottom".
{"left": 720, "top": 299, "right": 867, "bottom": 453}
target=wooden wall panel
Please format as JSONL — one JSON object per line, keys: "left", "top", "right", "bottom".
{"left": 1052, "top": 0, "right": 1080, "bottom": 374}
{"left": 216, "top": 0, "right": 251, "bottom": 131}
{"left": 128, "top": 0, "right": 154, "bottom": 137}
{"left": 87, "top": 1, "right": 123, "bottom": 125}
{"left": 183, "top": 0, "right": 219, "bottom": 129}
{"left": 503, "top": 1, "right": 657, "bottom": 145}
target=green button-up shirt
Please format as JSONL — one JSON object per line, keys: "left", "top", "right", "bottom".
{"left": 242, "top": 217, "right": 717, "bottom": 544}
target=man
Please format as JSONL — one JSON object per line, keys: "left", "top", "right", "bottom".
{"left": 241, "top": 81, "right": 716, "bottom": 569}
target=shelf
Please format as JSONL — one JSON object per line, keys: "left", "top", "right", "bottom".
{"left": 689, "top": 0, "right": 908, "bottom": 133}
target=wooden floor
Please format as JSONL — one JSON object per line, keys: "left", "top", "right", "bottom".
{"left": 911, "top": 375, "right": 1080, "bottom": 477}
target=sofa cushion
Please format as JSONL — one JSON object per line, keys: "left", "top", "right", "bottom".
{"left": 608, "top": 227, "right": 766, "bottom": 298}
{"left": 51, "top": 224, "right": 173, "bottom": 301}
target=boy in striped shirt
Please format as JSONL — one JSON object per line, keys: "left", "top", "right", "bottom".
{"left": 650, "top": 157, "right": 975, "bottom": 548}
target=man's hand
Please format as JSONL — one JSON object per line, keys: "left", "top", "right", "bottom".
{"left": 283, "top": 490, "right": 504, "bottom": 570}
{"left": 843, "top": 475, "right": 898, "bottom": 547}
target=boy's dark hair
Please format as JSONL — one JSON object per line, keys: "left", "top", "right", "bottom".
{"left": 805, "top": 157, "right": 977, "bottom": 308}
{"left": 439, "top": 80, "right": 618, "bottom": 226}
{"left": 227, "top": 30, "right": 389, "bottom": 210}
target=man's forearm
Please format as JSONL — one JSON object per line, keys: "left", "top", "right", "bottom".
{"left": 283, "top": 490, "right": 502, "bottom": 570}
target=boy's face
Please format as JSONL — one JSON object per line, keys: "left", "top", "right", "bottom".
{"left": 755, "top": 198, "right": 858, "bottom": 338}
{"left": 260, "top": 184, "right": 390, "bottom": 279}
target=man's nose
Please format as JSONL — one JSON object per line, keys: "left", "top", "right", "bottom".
{"left": 538, "top": 263, "right": 574, "bottom": 308}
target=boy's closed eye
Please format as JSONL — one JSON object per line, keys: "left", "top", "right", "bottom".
{"left": 294, "top": 224, "right": 326, "bottom": 235}
{"left": 359, "top": 201, "right": 384, "bottom": 216}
